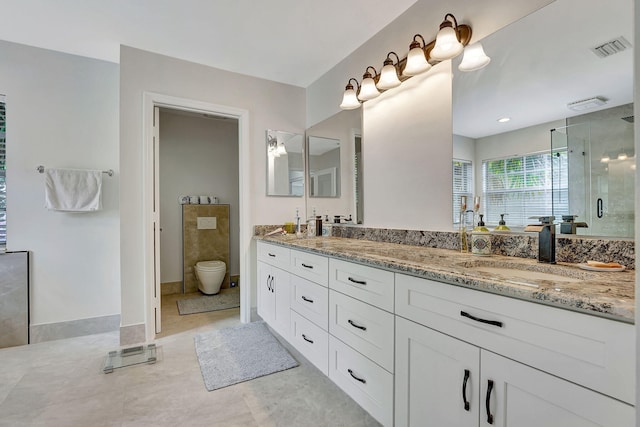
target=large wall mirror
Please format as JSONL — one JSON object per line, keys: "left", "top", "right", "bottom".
{"left": 305, "top": 109, "right": 362, "bottom": 223}
{"left": 266, "top": 130, "right": 304, "bottom": 197}
{"left": 452, "top": 0, "right": 634, "bottom": 237}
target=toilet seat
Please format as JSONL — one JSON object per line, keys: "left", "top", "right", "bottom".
{"left": 196, "top": 260, "right": 226, "bottom": 271}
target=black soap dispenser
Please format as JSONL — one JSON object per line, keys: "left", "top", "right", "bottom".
{"left": 494, "top": 213, "right": 510, "bottom": 231}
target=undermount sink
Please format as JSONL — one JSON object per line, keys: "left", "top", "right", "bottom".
{"left": 457, "top": 259, "right": 591, "bottom": 287}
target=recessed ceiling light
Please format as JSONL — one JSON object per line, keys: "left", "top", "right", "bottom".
{"left": 497, "top": 117, "right": 510, "bottom": 123}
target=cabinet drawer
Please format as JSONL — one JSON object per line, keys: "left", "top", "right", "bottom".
{"left": 395, "top": 273, "right": 635, "bottom": 404}
{"left": 290, "top": 311, "right": 329, "bottom": 375}
{"left": 290, "top": 249, "right": 328, "bottom": 287}
{"left": 329, "top": 335, "right": 393, "bottom": 427}
{"left": 290, "top": 275, "right": 329, "bottom": 331}
{"left": 257, "top": 241, "right": 290, "bottom": 269}
{"left": 329, "top": 259, "right": 394, "bottom": 312}
{"left": 329, "top": 290, "right": 394, "bottom": 372}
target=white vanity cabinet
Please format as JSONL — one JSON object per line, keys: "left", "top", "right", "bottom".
{"left": 328, "top": 258, "right": 395, "bottom": 427}
{"left": 289, "top": 248, "right": 330, "bottom": 375}
{"left": 395, "top": 273, "right": 635, "bottom": 426}
{"left": 256, "top": 242, "right": 291, "bottom": 340}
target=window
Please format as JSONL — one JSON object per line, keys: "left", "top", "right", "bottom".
{"left": 482, "top": 150, "right": 568, "bottom": 227}
{"left": 0, "top": 95, "right": 5, "bottom": 247}
{"left": 453, "top": 159, "right": 472, "bottom": 224}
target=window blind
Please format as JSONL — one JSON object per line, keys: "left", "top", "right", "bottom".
{"left": 0, "top": 96, "right": 6, "bottom": 246}
{"left": 482, "top": 150, "right": 568, "bottom": 227}
{"left": 452, "top": 159, "right": 473, "bottom": 224}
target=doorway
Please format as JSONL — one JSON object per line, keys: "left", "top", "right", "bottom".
{"left": 142, "top": 93, "right": 251, "bottom": 341}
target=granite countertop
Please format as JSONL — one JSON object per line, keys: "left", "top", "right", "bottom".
{"left": 257, "top": 235, "right": 635, "bottom": 323}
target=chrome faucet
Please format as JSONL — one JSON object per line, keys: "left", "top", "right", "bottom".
{"left": 560, "top": 215, "right": 588, "bottom": 234}
{"left": 525, "top": 216, "right": 556, "bottom": 264}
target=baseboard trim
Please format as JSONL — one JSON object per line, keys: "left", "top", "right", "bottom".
{"left": 30, "top": 314, "right": 120, "bottom": 344}
{"left": 120, "top": 323, "right": 146, "bottom": 346}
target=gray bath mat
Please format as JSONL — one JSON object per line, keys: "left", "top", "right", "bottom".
{"left": 194, "top": 321, "right": 299, "bottom": 391}
{"left": 176, "top": 287, "right": 240, "bottom": 315}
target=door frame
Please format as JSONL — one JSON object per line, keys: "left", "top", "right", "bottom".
{"left": 142, "top": 92, "right": 251, "bottom": 340}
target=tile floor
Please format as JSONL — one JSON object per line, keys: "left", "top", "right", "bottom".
{"left": 0, "top": 290, "right": 381, "bottom": 426}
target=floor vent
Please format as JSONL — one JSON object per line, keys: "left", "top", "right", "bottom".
{"left": 591, "top": 36, "right": 631, "bottom": 58}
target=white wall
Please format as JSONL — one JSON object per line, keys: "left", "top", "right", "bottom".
{"left": 158, "top": 111, "right": 240, "bottom": 283}
{"left": 119, "top": 46, "right": 306, "bottom": 329}
{"left": 0, "top": 40, "right": 120, "bottom": 326}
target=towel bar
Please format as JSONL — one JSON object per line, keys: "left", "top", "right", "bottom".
{"left": 36, "top": 165, "right": 114, "bottom": 177}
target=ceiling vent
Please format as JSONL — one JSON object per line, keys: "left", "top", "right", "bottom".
{"left": 621, "top": 115, "right": 634, "bottom": 123}
{"left": 590, "top": 36, "right": 631, "bottom": 58}
{"left": 567, "top": 97, "right": 607, "bottom": 112}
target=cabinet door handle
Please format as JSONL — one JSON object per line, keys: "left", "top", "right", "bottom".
{"left": 301, "top": 295, "right": 314, "bottom": 303}
{"left": 347, "top": 368, "right": 366, "bottom": 384}
{"left": 348, "top": 319, "right": 367, "bottom": 331}
{"left": 268, "top": 253, "right": 276, "bottom": 257}
{"left": 270, "top": 276, "right": 275, "bottom": 293}
{"left": 267, "top": 275, "right": 272, "bottom": 292}
{"left": 462, "top": 369, "right": 471, "bottom": 411}
{"left": 460, "top": 311, "right": 503, "bottom": 328}
{"left": 301, "top": 263, "right": 314, "bottom": 269}
{"left": 347, "top": 277, "right": 366, "bottom": 285}
{"left": 302, "top": 334, "right": 314, "bottom": 344}
{"left": 486, "top": 379, "right": 494, "bottom": 425}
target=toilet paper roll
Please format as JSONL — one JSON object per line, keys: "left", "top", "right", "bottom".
{"left": 189, "top": 196, "right": 199, "bottom": 204}
{"left": 199, "top": 196, "right": 210, "bottom": 204}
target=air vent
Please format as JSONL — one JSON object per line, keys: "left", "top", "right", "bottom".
{"left": 621, "top": 115, "right": 634, "bottom": 123}
{"left": 567, "top": 97, "right": 607, "bottom": 112}
{"left": 591, "top": 36, "right": 631, "bottom": 58}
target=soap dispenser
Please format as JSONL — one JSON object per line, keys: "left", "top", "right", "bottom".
{"left": 472, "top": 214, "right": 491, "bottom": 256}
{"left": 494, "top": 213, "right": 510, "bottom": 232}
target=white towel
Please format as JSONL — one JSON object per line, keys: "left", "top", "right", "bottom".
{"left": 44, "top": 168, "right": 103, "bottom": 212}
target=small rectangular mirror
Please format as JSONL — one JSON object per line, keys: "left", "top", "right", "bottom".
{"left": 308, "top": 136, "right": 340, "bottom": 198}
{"left": 266, "top": 130, "right": 304, "bottom": 197}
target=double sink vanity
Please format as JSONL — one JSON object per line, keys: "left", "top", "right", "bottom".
{"left": 255, "top": 233, "right": 634, "bottom": 426}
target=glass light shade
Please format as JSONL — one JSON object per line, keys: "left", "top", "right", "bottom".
{"left": 618, "top": 152, "right": 628, "bottom": 160}
{"left": 403, "top": 47, "right": 431, "bottom": 76}
{"left": 376, "top": 64, "right": 401, "bottom": 90}
{"left": 600, "top": 155, "right": 610, "bottom": 163}
{"left": 458, "top": 43, "right": 491, "bottom": 72}
{"left": 358, "top": 77, "right": 380, "bottom": 101}
{"left": 430, "top": 25, "right": 464, "bottom": 61}
{"left": 339, "top": 88, "right": 361, "bottom": 110}
{"left": 276, "top": 143, "right": 287, "bottom": 156}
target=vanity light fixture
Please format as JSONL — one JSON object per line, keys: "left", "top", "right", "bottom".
{"left": 403, "top": 35, "right": 432, "bottom": 76}
{"left": 458, "top": 42, "right": 491, "bottom": 71}
{"left": 377, "top": 52, "right": 402, "bottom": 90}
{"left": 617, "top": 151, "right": 628, "bottom": 161}
{"left": 339, "top": 78, "right": 362, "bottom": 110}
{"left": 600, "top": 153, "right": 611, "bottom": 163}
{"left": 358, "top": 66, "right": 381, "bottom": 101}
{"left": 430, "top": 13, "right": 465, "bottom": 61}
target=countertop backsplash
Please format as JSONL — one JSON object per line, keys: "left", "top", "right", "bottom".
{"left": 254, "top": 224, "right": 634, "bottom": 269}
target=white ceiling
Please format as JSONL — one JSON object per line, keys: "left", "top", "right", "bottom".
{"left": 452, "top": 0, "right": 634, "bottom": 139}
{"left": 0, "top": 0, "right": 417, "bottom": 88}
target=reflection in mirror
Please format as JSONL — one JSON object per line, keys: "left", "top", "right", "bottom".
{"left": 308, "top": 136, "right": 340, "bottom": 198}
{"left": 452, "top": 0, "right": 633, "bottom": 237}
{"left": 266, "top": 130, "right": 304, "bottom": 197}
{"left": 305, "top": 108, "right": 361, "bottom": 223}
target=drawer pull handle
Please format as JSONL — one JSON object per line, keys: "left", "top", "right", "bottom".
{"left": 301, "top": 263, "right": 314, "bottom": 269}
{"left": 347, "top": 319, "right": 367, "bottom": 331}
{"left": 462, "top": 369, "right": 470, "bottom": 411}
{"left": 301, "top": 296, "right": 314, "bottom": 303}
{"left": 302, "top": 334, "right": 314, "bottom": 344}
{"left": 347, "top": 277, "right": 367, "bottom": 285}
{"left": 460, "top": 311, "right": 503, "bottom": 328}
{"left": 268, "top": 253, "right": 276, "bottom": 257}
{"left": 486, "top": 379, "right": 494, "bottom": 424}
{"left": 347, "top": 368, "right": 366, "bottom": 384}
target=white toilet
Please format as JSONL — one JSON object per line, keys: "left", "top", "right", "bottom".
{"left": 194, "top": 260, "right": 226, "bottom": 295}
